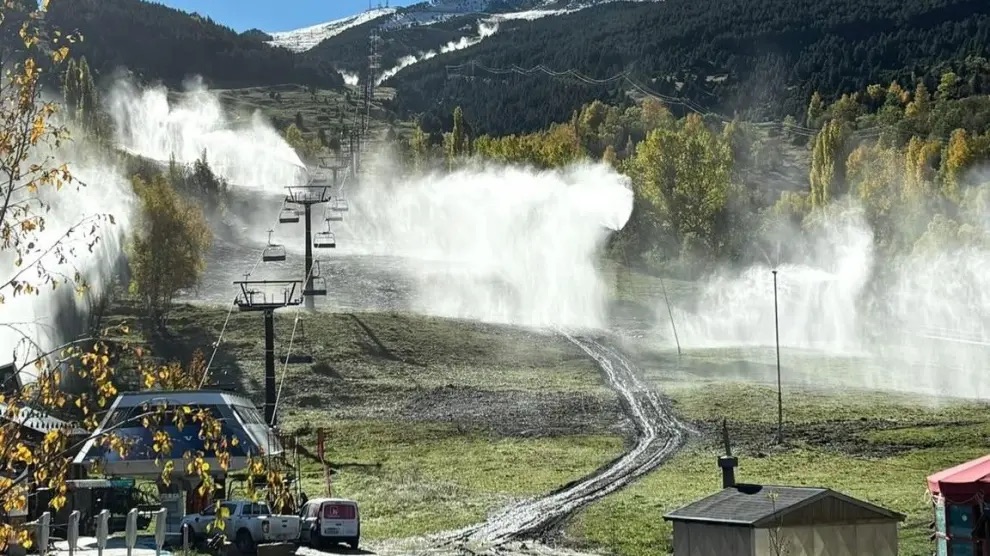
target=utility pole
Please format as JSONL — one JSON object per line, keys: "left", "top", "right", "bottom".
{"left": 233, "top": 280, "right": 302, "bottom": 426}
{"left": 660, "top": 276, "right": 681, "bottom": 357}
{"left": 772, "top": 269, "right": 783, "bottom": 444}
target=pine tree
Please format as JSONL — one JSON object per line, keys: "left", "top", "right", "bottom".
{"left": 62, "top": 58, "right": 79, "bottom": 120}
{"left": 447, "top": 106, "right": 468, "bottom": 168}
{"left": 410, "top": 124, "right": 429, "bottom": 172}
{"left": 77, "top": 57, "right": 98, "bottom": 131}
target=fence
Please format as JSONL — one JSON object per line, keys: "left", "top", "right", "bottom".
{"left": 27, "top": 507, "right": 174, "bottom": 556}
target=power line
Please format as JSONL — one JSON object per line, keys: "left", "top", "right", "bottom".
{"left": 443, "top": 60, "right": 932, "bottom": 140}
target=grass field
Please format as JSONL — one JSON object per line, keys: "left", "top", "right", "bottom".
{"left": 102, "top": 296, "right": 628, "bottom": 541}
{"left": 101, "top": 278, "right": 990, "bottom": 555}
{"left": 566, "top": 379, "right": 990, "bottom": 556}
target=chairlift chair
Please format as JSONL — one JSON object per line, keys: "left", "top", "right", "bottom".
{"left": 314, "top": 230, "right": 336, "bottom": 249}
{"left": 331, "top": 197, "right": 350, "bottom": 212}
{"left": 279, "top": 207, "right": 300, "bottom": 224}
{"left": 326, "top": 211, "right": 343, "bottom": 222}
{"left": 262, "top": 230, "right": 287, "bottom": 262}
{"left": 303, "top": 276, "right": 327, "bottom": 297}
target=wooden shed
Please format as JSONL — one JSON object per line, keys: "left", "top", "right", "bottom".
{"left": 663, "top": 484, "right": 905, "bottom": 556}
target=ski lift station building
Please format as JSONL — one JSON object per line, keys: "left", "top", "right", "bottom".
{"left": 73, "top": 390, "right": 283, "bottom": 477}
{"left": 663, "top": 468, "right": 905, "bottom": 556}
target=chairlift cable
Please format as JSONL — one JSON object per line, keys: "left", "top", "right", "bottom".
{"left": 270, "top": 261, "right": 319, "bottom": 425}
{"left": 449, "top": 60, "right": 916, "bottom": 138}
{"left": 200, "top": 299, "right": 238, "bottom": 387}
{"left": 201, "top": 195, "right": 290, "bottom": 386}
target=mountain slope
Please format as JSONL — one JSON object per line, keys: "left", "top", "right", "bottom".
{"left": 277, "top": 0, "right": 655, "bottom": 77}
{"left": 267, "top": 7, "right": 396, "bottom": 53}
{"left": 46, "top": 0, "right": 344, "bottom": 89}
{"left": 387, "top": 0, "right": 990, "bottom": 136}
{"left": 304, "top": 14, "right": 487, "bottom": 76}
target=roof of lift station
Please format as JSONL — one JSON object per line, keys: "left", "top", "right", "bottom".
{"left": 72, "top": 390, "right": 283, "bottom": 477}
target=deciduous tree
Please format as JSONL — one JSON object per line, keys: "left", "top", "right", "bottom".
{"left": 127, "top": 174, "right": 212, "bottom": 324}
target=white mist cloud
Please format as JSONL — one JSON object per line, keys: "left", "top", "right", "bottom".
{"left": 376, "top": 20, "right": 499, "bottom": 85}
{"left": 331, "top": 160, "right": 633, "bottom": 329}
{"left": 2, "top": 77, "right": 316, "bottom": 378}
{"left": 0, "top": 134, "right": 138, "bottom": 375}
{"left": 662, "top": 201, "right": 990, "bottom": 400}
{"left": 107, "top": 78, "right": 308, "bottom": 193}
{"left": 340, "top": 71, "right": 360, "bottom": 86}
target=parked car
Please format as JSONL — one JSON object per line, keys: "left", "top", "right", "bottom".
{"left": 298, "top": 497, "right": 360, "bottom": 550}
{"left": 180, "top": 500, "right": 301, "bottom": 553}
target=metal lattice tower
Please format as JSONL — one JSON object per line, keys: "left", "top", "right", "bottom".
{"left": 364, "top": 29, "right": 381, "bottom": 135}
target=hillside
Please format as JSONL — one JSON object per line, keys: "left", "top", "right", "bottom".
{"left": 304, "top": 14, "right": 487, "bottom": 76}
{"left": 267, "top": 7, "right": 396, "bottom": 53}
{"left": 386, "top": 0, "right": 990, "bottom": 135}
{"left": 266, "top": 0, "right": 623, "bottom": 56}
{"left": 44, "top": 0, "right": 344, "bottom": 89}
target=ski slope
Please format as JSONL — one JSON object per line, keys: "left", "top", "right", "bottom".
{"left": 266, "top": 7, "right": 396, "bottom": 52}
{"left": 265, "top": 0, "right": 660, "bottom": 54}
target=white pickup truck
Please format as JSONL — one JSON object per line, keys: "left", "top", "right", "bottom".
{"left": 180, "top": 500, "right": 301, "bottom": 553}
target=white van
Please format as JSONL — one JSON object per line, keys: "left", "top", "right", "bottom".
{"left": 298, "top": 497, "right": 360, "bottom": 550}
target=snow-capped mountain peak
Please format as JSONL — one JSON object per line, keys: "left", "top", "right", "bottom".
{"left": 266, "top": 7, "right": 396, "bottom": 52}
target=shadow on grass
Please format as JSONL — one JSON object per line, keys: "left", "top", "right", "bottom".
{"left": 146, "top": 303, "right": 253, "bottom": 392}
{"left": 348, "top": 313, "right": 425, "bottom": 368}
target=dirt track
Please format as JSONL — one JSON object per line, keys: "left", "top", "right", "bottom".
{"left": 349, "top": 332, "right": 692, "bottom": 556}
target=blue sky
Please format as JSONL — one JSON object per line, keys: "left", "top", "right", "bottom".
{"left": 157, "top": 0, "right": 420, "bottom": 33}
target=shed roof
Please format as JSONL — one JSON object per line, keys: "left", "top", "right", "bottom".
{"left": 927, "top": 454, "right": 990, "bottom": 496}
{"left": 663, "top": 484, "right": 905, "bottom": 527}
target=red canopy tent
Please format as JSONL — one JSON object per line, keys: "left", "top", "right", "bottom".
{"left": 928, "top": 454, "right": 990, "bottom": 504}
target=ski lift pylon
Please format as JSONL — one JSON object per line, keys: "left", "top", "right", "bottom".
{"left": 262, "top": 230, "right": 286, "bottom": 262}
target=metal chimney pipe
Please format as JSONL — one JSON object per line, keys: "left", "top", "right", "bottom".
{"left": 718, "top": 455, "right": 739, "bottom": 489}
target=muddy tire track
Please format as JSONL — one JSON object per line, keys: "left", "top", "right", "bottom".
{"left": 421, "top": 331, "right": 692, "bottom": 553}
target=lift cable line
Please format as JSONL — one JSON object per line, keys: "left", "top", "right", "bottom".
{"left": 200, "top": 195, "right": 296, "bottom": 388}
{"left": 203, "top": 139, "right": 360, "bottom": 406}
{"left": 271, "top": 158, "right": 354, "bottom": 424}
{"left": 445, "top": 60, "right": 932, "bottom": 139}
{"left": 200, "top": 299, "right": 238, "bottom": 386}
{"left": 270, "top": 261, "right": 320, "bottom": 426}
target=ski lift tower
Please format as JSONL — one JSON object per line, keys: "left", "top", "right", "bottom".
{"left": 284, "top": 184, "right": 333, "bottom": 310}
{"left": 319, "top": 156, "right": 349, "bottom": 188}
{"left": 233, "top": 280, "right": 302, "bottom": 426}
{"left": 364, "top": 29, "right": 381, "bottom": 135}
